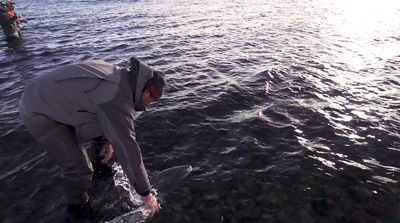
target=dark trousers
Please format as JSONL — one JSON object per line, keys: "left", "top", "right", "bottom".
{"left": 19, "top": 99, "right": 94, "bottom": 206}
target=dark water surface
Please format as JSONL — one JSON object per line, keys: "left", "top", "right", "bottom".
{"left": 1, "top": 0, "right": 399, "bottom": 222}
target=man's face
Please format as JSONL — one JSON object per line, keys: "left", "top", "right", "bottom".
{"left": 141, "top": 88, "right": 156, "bottom": 109}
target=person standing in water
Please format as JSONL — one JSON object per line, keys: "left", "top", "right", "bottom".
{"left": 19, "top": 57, "right": 165, "bottom": 221}
{"left": 0, "top": 0, "right": 27, "bottom": 42}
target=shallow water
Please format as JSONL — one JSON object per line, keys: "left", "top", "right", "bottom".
{"left": 1, "top": 0, "right": 399, "bottom": 222}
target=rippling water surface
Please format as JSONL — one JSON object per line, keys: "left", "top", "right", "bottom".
{"left": 1, "top": 0, "right": 399, "bottom": 222}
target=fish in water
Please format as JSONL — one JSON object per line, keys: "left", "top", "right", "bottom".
{"left": 106, "top": 165, "right": 192, "bottom": 223}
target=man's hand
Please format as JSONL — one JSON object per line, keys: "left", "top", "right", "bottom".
{"left": 100, "top": 143, "right": 113, "bottom": 164}
{"left": 141, "top": 193, "right": 160, "bottom": 218}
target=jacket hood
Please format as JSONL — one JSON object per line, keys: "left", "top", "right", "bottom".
{"left": 129, "top": 57, "right": 164, "bottom": 111}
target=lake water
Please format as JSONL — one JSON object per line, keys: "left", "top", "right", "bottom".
{"left": 1, "top": 0, "right": 399, "bottom": 222}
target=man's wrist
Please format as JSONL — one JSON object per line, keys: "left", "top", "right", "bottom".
{"left": 139, "top": 190, "right": 150, "bottom": 197}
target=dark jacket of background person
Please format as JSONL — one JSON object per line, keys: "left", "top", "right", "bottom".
{"left": 0, "top": 1, "right": 21, "bottom": 40}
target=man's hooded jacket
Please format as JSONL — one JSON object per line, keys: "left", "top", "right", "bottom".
{"left": 22, "top": 58, "right": 166, "bottom": 195}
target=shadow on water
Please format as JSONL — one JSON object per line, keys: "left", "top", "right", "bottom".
{"left": 0, "top": 132, "right": 134, "bottom": 222}
{"left": 0, "top": 131, "right": 63, "bottom": 223}
{"left": 1, "top": 37, "right": 26, "bottom": 51}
